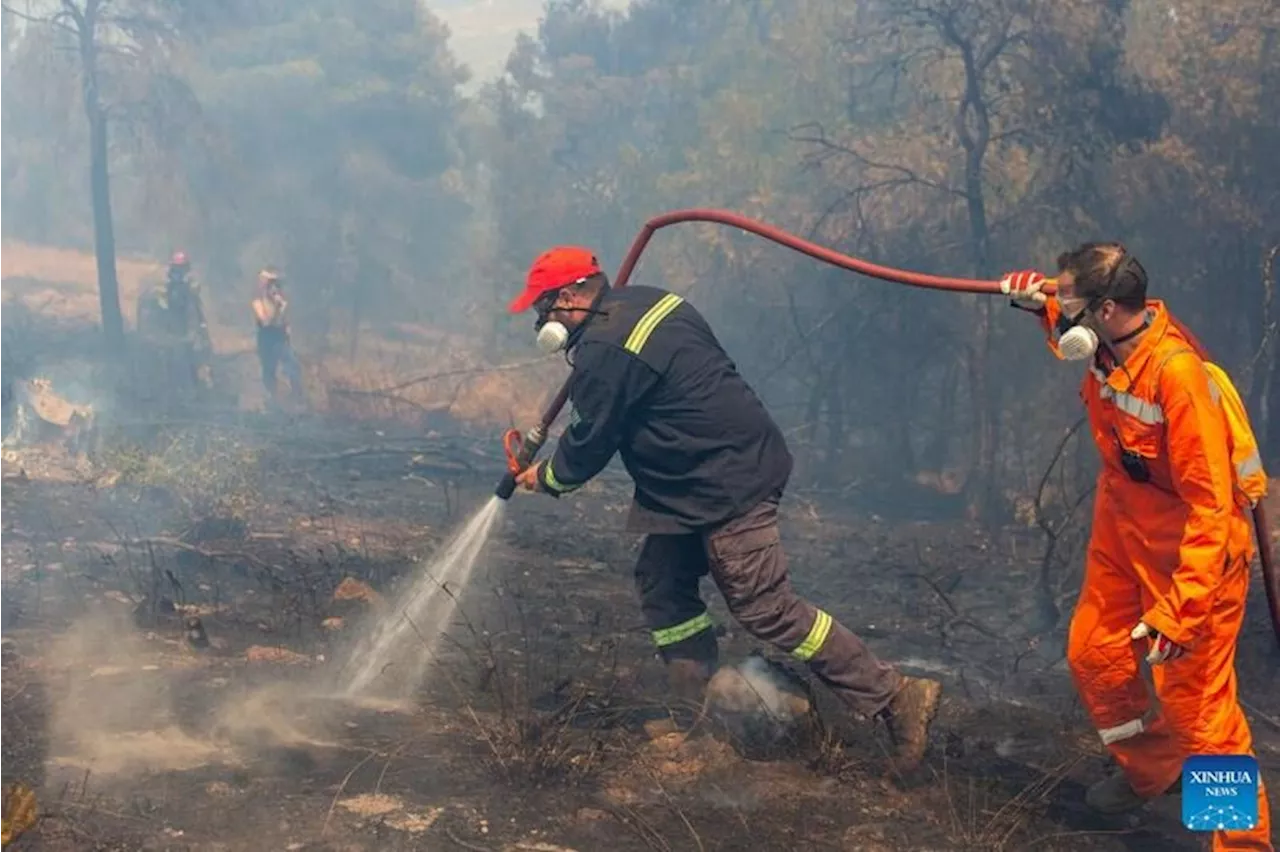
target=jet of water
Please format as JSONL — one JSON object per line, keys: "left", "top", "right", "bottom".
{"left": 341, "top": 495, "right": 505, "bottom": 698}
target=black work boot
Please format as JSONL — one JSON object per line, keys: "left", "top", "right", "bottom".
{"left": 880, "top": 676, "right": 942, "bottom": 771}
{"left": 1086, "top": 772, "right": 1182, "bottom": 815}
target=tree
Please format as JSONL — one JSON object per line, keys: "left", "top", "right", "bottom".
{"left": 3, "top": 9, "right": 86, "bottom": 243}
{"left": 3, "top": 0, "right": 198, "bottom": 350}
{"left": 783, "top": 0, "right": 1168, "bottom": 519}
{"left": 172, "top": 0, "right": 472, "bottom": 342}
{"left": 1118, "top": 0, "right": 1280, "bottom": 364}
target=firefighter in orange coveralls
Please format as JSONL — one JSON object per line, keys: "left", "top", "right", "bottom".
{"left": 1002, "top": 242, "right": 1273, "bottom": 851}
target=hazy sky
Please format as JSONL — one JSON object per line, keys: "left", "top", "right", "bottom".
{"left": 432, "top": 0, "right": 632, "bottom": 88}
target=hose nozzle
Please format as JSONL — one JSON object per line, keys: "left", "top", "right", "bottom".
{"left": 495, "top": 471, "right": 517, "bottom": 501}
{"left": 494, "top": 423, "right": 547, "bottom": 500}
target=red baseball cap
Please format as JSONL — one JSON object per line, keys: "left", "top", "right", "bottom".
{"left": 508, "top": 246, "right": 602, "bottom": 314}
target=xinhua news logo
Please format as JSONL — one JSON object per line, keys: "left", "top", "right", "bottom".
{"left": 1181, "top": 755, "right": 1259, "bottom": 832}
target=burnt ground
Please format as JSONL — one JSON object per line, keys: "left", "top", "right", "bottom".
{"left": 2, "top": 416, "right": 1279, "bottom": 852}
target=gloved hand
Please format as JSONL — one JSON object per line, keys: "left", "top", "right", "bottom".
{"left": 515, "top": 464, "right": 544, "bottom": 493}
{"left": 1000, "top": 270, "right": 1048, "bottom": 310}
{"left": 516, "top": 462, "right": 563, "bottom": 498}
{"left": 1130, "top": 621, "right": 1186, "bottom": 665}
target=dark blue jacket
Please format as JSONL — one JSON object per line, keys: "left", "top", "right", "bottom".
{"left": 537, "top": 285, "right": 793, "bottom": 533}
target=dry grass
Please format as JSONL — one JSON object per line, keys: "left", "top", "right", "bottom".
{"left": 281, "top": 294, "right": 565, "bottom": 429}
{"left": 937, "top": 756, "right": 1084, "bottom": 851}
{"left": 99, "top": 429, "right": 264, "bottom": 525}
{"left": 2, "top": 240, "right": 564, "bottom": 428}
{"left": 318, "top": 356, "right": 563, "bottom": 429}
{"left": 1, "top": 241, "right": 163, "bottom": 330}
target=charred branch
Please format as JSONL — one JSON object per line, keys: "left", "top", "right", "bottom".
{"left": 788, "top": 121, "right": 967, "bottom": 199}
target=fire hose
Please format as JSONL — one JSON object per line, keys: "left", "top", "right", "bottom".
{"left": 493, "top": 207, "right": 1280, "bottom": 647}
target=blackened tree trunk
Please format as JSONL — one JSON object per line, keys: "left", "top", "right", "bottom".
{"left": 951, "top": 22, "right": 1000, "bottom": 523}
{"left": 1252, "top": 245, "right": 1278, "bottom": 461}
{"left": 86, "top": 99, "right": 124, "bottom": 348}
{"left": 75, "top": 0, "right": 125, "bottom": 349}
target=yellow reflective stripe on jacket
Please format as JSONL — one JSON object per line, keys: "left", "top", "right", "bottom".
{"left": 624, "top": 293, "right": 684, "bottom": 354}
{"left": 792, "top": 609, "right": 833, "bottom": 661}
{"left": 541, "top": 460, "right": 581, "bottom": 494}
{"left": 652, "top": 612, "right": 713, "bottom": 647}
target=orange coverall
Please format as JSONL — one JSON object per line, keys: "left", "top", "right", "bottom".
{"left": 1037, "top": 298, "right": 1272, "bottom": 851}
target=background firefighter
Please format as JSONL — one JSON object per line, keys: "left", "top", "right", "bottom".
{"left": 250, "top": 267, "right": 303, "bottom": 408}
{"left": 508, "top": 245, "right": 943, "bottom": 771}
{"left": 1002, "top": 244, "right": 1273, "bottom": 851}
{"left": 135, "top": 251, "right": 213, "bottom": 395}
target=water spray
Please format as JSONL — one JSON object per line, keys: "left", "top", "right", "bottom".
{"left": 492, "top": 206, "right": 1280, "bottom": 648}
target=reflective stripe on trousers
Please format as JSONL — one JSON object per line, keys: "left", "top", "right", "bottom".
{"left": 652, "top": 612, "right": 714, "bottom": 647}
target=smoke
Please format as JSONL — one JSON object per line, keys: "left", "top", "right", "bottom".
{"left": 704, "top": 654, "right": 811, "bottom": 756}
{"left": 210, "top": 682, "right": 346, "bottom": 754}
{"left": 2, "top": 357, "right": 106, "bottom": 447}
{"left": 44, "top": 607, "right": 226, "bottom": 778}
{"left": 24, "top": 359, "right": 106, "bottom": 414}
{"left": 40, "top": 607, "right": 366, "bottom": 787}
{"left": 719, "top": 654, "right": 803, "bottom": 721}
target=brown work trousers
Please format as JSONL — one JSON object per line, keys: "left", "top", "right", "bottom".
{"left": 635, "top": 493, "right": 902, "bottom": 717}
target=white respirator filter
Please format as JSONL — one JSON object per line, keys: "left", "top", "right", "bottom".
{"left": 1058, "top": 325, "right": 1100, "bottom": 361}
{"left": 536, "top": 321, "right": 570, "bottom": 354}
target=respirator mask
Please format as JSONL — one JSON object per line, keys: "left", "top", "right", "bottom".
{"left": 1052, "top": 253, "right": 1150, "bottom": 363}
{"left": 536, "top": 319, "right": 570, "bottom": 354}
{"left": 1054, "top": 302, "right": 1101, "bottom": 361}
{"left": 531, "top": 289, "right": 569, "bottom": 353}
{"left": 532, "top": 281, "right": 608, "bottom": 354}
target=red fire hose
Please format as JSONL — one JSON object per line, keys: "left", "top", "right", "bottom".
{"left": 494, "top": 207, "right": 1279, "bottom": 648}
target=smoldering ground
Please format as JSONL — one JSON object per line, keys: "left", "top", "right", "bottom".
{"left": 35, "top": 519, "right": 507, "bottom": 793}
{"left": 42, "top": 608, "right": 229, "bottom": 782}
{"left": 702, "top": 655, "right": 816, "bottom": 755}
{"left": 7, "top": 455, "right": 1272, "bottom": 851}
{"left": 39, "top": 606, "right": 394, "bottom": 789}
{"left": 2, "top": 309, "right": 1273, "bottom": 850}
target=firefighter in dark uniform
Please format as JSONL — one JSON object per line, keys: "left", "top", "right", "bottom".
{"left": 510, "top": 246, "right": 943, "bottom": 770}
{"left": 136, "top": 251, "right": 213, "bottom": 394}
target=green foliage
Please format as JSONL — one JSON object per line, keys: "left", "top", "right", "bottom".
{"left": 102, "top": 430, "right": 262, "bottom": 522}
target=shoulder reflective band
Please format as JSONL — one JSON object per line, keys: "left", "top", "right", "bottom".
{"left": 624, "top": 293, "right": 684, "bottom": 354}
{"left": 1093, "top": 357, "right": 1268, "bottom": 490}
{"left": 652, "top": 612, "right": 713, "bottom": 647}
{"left": 792, "top": 609, "right": 833, "bottom": 661}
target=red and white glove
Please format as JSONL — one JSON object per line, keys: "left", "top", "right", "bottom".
{"left": 1130, "top": 622, "right": 1185, "bottom": 665}
{"left": 1000, "top": 270, "right": 1048, "bottom": 310}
